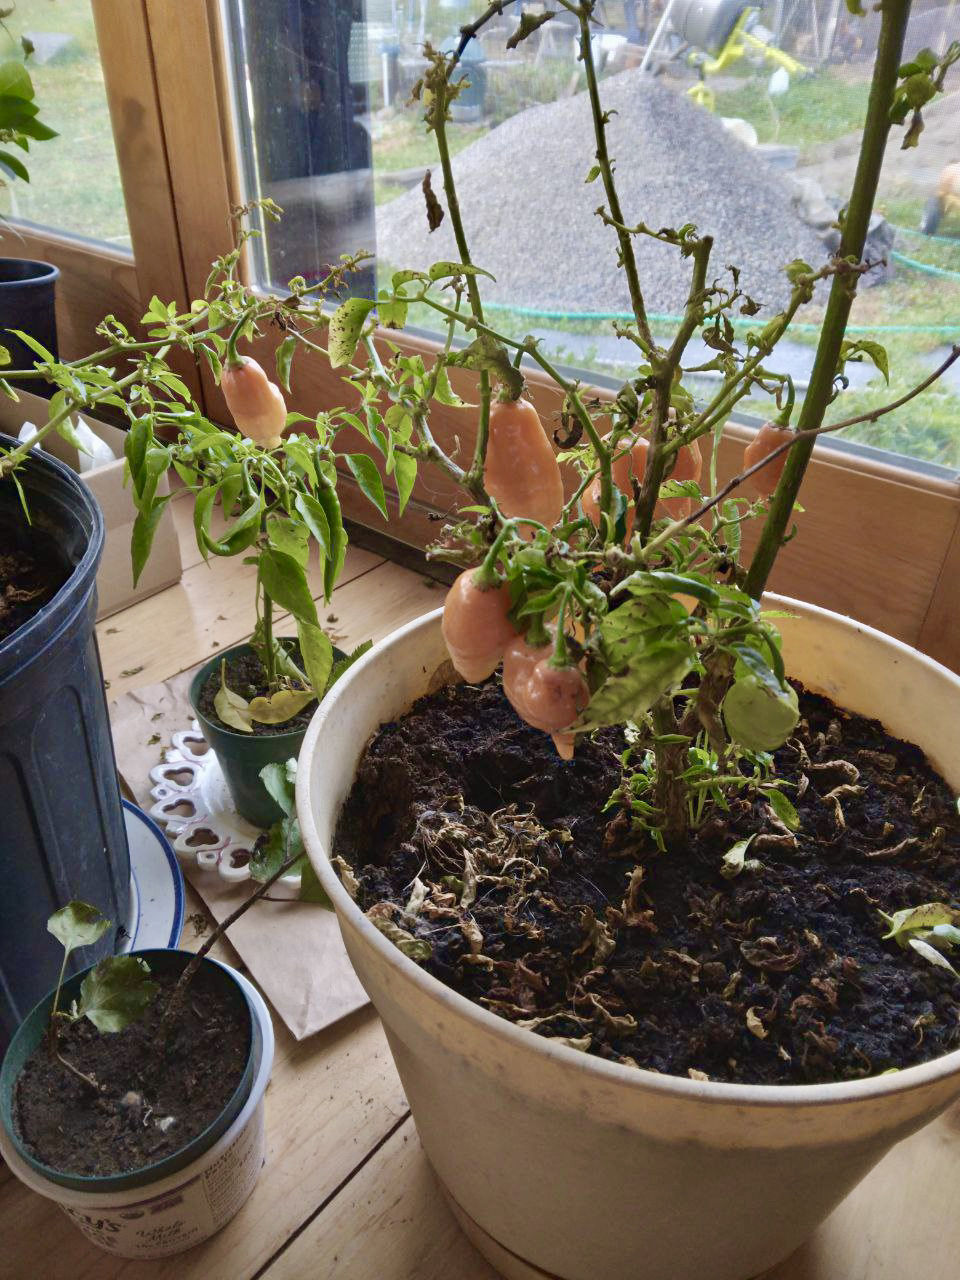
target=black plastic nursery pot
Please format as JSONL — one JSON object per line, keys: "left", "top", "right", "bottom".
{"left": 0, "top": 259, "right": 59, "bottom": 395}
{"left": 0, "top": 949, "right": 258, "bottom": 1193}
{"left": 190, "top": 640, "right": 343, "bottom": 829}
{"left": 0, "top": 435, "right": 130, "bottom": 1055}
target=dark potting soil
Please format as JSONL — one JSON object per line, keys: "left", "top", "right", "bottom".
{"left": 334, "top": 677, "right": 960, "bottom": 1085}
{"left": 197, "top": 647, "right": 316, "bottom": 737}
{"left": 14, "top": 967, "right": 250, "bottom": 1177}
{"left": 0, "top": 525, "right": 69, "bottom": 643}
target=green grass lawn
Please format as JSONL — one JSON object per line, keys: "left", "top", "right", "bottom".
{"left": 712, "top": 68, "right": 871, "bottom": 153}
{"left": 0, "top": 1, "right": 130, "bottom": 247}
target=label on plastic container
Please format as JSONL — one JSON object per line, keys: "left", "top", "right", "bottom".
{"left": 57, "top": 1105, "right": 265, "bottom": 1259}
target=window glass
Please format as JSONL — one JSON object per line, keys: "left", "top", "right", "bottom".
{"left": 226, "top": 1, "right": 960, "bottom": 471}
{"left": 0, "top": 1, "right": 130, "bottom": 249}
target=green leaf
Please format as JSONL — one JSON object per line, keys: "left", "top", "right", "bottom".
{"left": 250, "top": 819, "right": 292, "bottom": 881}
{"left": 293, "top": 491, "right": 331, "bottom": 558}
{"left": 579, "top": 646, "right": 692, "bottom": 731}
{"left": 0, "top": 344, "right": 10, "bottom": 366}
{"left": 8, "top": 328, "right": 53, "bottom": 363}
{"left": 585, "top": 164, "right": 601, "bottom": 184}
{"left": 298, "top": 858, "right": 334, "bottom": 907}
{"left": 908, "top": 937, "right": 960, "bottom": 979}
{"left": 259, "top": 548, "right": 319, "bottom": 627}
{"left": 327, "top": 297, "right": 375, "bottom": 367}
{"left": 841, "top": 338, "right": 889, "bottom": 385}
{"left": 79, "top": 955, "right": 158, "bottom": 1033}
{"left": 215, "top": 660, "right": 253, "bottom": 732}
{"left": 275, "top": 334, "right": 297, "bottom": 392}
{"left": 192, "top": 484, "right": 219, "bottom": 561}
{"left": 427, "top": 260, "right": 495, "bottom": 283}
{"left": 394, "top": 453, "right": 417, "bottom": 516}
{"left": 765, "top": 787, "right": 800, "bottom": 831}
{"left": 450, "top": 333, "right": 523, "bottom": 400}
{"left": 345, "top": 453, "right": 388, "bottom": 519}
{"left": 47, "top": 901, "right": 111, "bottom": 954}
{"left": 131, "top": 494, "right": 172, "bottom": 586}
{"left": 259, "top": 761, "right": 296, "bottom": 816}
{"left": 377, "top": 293, "right": 407, "bottom": 329}
{"left": 880, "top": 903, "right": 960, "bottom": 946}
{"left": 220, "top": 497, "right": 263, "bottom": 555}
{"left": 720, "top": 836, "right": 755, "bottom": 880}
{"left": 432, "top": 361, "right": 469, "bottom": 407}
{"left": 297, "top": 619, "right": 334, "bottom": 696}
{"left": 55, "top": 415, "right": 91, "bottom": 455}
{"left": 0, "top": 60, "right": 34, "bottom": 101}
{"left": 267, "top": 514, "right": 309, "bottom": 568}
{"left": 722, "top": 676, "right": 799, "bottom": 753}
{"left": 248, "top": 688, "right": 316, "bottom": 724}
{"left": 16, "top": 116, "right": 57, "bottom": 142}
{"left": 844, "top": 0, "right": 864, "bottom": 14}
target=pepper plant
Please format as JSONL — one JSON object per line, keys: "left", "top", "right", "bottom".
{"left": 0, "top": 1, "right": 957, "bottom": 835}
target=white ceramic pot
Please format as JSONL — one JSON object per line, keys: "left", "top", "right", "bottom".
{"left": 297, "top": 598, "right": 960, "bottom": 1280}
{"left": 0, "top": 970, "right": 274, "bottom": 1259}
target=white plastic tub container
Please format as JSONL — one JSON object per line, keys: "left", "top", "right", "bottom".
{"left": 0, "top": 969, "right": 274, "bottom": 1259}
{"left": 297, "top": 598, "right": 960, "bottom": 1280}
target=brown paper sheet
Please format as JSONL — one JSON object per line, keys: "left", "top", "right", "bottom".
{"left": 109, "top": 670, "right": 368, "bottom": 1039}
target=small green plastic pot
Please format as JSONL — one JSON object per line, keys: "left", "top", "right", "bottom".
{"left": 190, "top": 640, "right": 343, "bottom": 829}
{"left": 0, "top": 949, "right": 258, "bottom": 1194}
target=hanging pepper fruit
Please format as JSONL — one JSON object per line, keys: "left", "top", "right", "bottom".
{"left": 743, "top": 424, "right": 795, "bottom": 497}
{"left": 442, "top": 567, "right": 517, "bottom": 683}
{"left": 502, "top": 630, "right": 589, "bottom": 757}
{"left": 582, "top": 429, "right": 702, "bottom": 530}
{"left": 743, "top": 379, "right": 796, "bottom": 498}
{"left": 483, "top": 396, "right": 564, "bottom": 532}
{"left": 220, "top": 356, "right": 288, "bottom": 449}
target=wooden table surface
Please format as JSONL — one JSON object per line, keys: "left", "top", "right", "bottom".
{"left": 2, "top": 501, "right": 959, "bottom": 1280}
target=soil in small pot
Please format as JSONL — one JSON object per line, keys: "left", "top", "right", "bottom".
{"left": 197, "top": 646, "right": 315, "bottom": 737}
{"left": 0, "top": 521, "right": 70, "bottom": 643}
{"left": 334, "top": 678, "right": 960, "bottom": 1085}
{"left": 14, "top": 966, "right": 249, "bottom": 1176}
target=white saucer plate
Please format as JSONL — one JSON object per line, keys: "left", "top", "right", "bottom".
{"left": 120, "top": 799, "right": 185, "bottom": 952}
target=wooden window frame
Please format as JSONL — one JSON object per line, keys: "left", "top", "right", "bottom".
{"left": 9, "top": 0, "right": 960, "bottom": 670}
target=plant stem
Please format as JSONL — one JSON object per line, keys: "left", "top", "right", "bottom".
{"left": 430, "top": 58, "right": 492, "bottom": 486}
{"left": 160, "top": 850, "right": 301, "bottom": 1042}
{"left": 262, "top": 581, "right": 276, "bottom": 687}
{"left": 572, "top": 0, "right": 653, "bottom": 352}
{"left": 745, "top": 0, "right": 912, "bottom": 599}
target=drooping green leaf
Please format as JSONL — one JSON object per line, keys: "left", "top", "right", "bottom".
{"left": 79, "top": 955, "right": 158, "bottom": 1033}
{"left": 8, "top": 328, "right": 54, "bottom": 363}
{"left": 47, "top": 901, "right": 111, "bottom": 954}
{"left": 908, "top": 937, "right": 960, "bottom": 979}
{"left": 427, "top": 260, "right": 495, "bottom": 283}
{"left": 394, "top": 453, "right": 417, "bottom": 516}
{"left": 327, "top": 297, "right": 376, "bottom": 367}
{"left": 432, "top": 361, "right": 469, "bottom": 407}
{"left": 248, "top": 688, "right": 316, "bottom": 724}
{"left": 259, "top": 761, "right": 296, "bottom": 817}
{"left": 192, "top": 483, "right": 219, "bottom": 562}
{"left": 578, "top": 646, "right": 692, "bottom": 731}
{"left": 215, "top": 660, "right": 253, "bottom": 732}
{"left": 297, "top": 619, "right": 334, "bottom": 697}
{"left": 298, "top": 858, "right": 333, "bottom": 907}
{"left": 294, "top": 491, "right": 331, "bottom": 558}
{"left": 259, "top": 548, "right": 319, "bottom": 627}
{"left": 0, "top": 148, "right": 29, "bottom": 182}
{"left": 131, "top": 495, "right": 172, "bottom": 586}
{"left": 880, "top": 903, "right": 960, "bottom": 946}
{"left": 377, "top": 293, "right": 407, "bottom": 329}
{"left": 0, "top": 60, "right": 34, "bottom": 101}
{"left": 345, "top": 453, "right": 388, "bottom": 519}
{"left": 720, "top": 836, "right": 756, "bottom": 880}
{"left": 765, "top": 787, "right": 801, "bottom": 831}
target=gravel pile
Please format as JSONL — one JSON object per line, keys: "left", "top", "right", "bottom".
{"left": 375, "top": 72, "right": 827, "bottom": 319}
